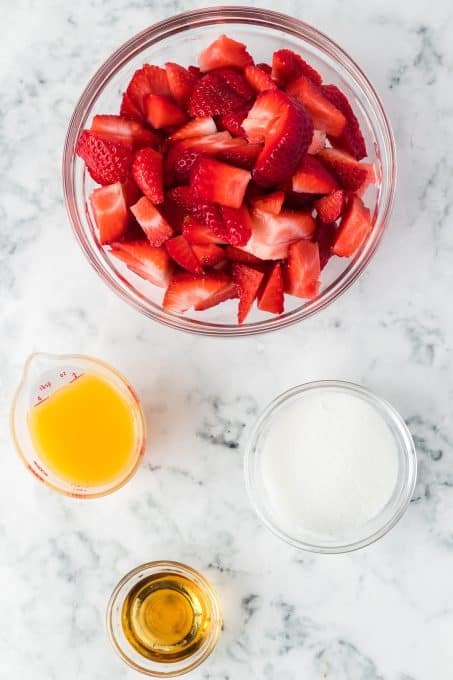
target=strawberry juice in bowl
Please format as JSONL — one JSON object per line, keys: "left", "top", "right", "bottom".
{"left": 63, "top": 6, "right": 396, "bottom": 336}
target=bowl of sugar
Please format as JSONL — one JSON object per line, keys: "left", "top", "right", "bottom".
{"left": 244, "top": 381, "right": 417, "bottom": 553}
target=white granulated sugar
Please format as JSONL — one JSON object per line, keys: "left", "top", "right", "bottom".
{"left": 261, "top": 390, "right": 399, "bottom": 539}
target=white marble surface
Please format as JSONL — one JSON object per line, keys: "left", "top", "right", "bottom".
{"left": 1, "top": 0, "right": 453, "bottom": 678}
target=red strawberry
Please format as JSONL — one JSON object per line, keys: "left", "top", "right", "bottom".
{"left": 188, "top": 72, "right": 245, "bottom": 117}
{"left": 165, "top": 235, "right": 203, "bottom": 274}
{"left": 89, "top": 183, "right": 128, "bottom": 244}
{"left": 145, "top": 95, "right": 187, "bottom": 128}
{"left": 216, "top": 103, "right": 252, "bottom": 138}
{"left": 91, "top": 115, "right": 160, "bottom": 150}
{"left": 188, "top": 65, "right": 201, "bottom": 78}
{"left": 244, "top": 64, "right": 277, "bottom": 92}
{"left": 287, "top": 76, "right": 346, "bottom": 137}
{"left": 251, "top": 207, "right": 316, "bottom": 245}
{"left": 316, "top": 221, "right": 337, "bottom": 269}
{"left": 143, "top": 65, "right": 171, "bottom": 97}
{"left": 250, "top": 190, "right": 285, "bottom": 214}
{"left": 192, "top": 243, "right": 225, "bottom": 266}
{"left": 126, "top": 66, "right": 170, "bottom": 115}
{"left": 216, "top": 143, "right": 262, "bottom": 169}
{"left": 321, "top": 84, "right": 367, "bottom": 159}
{"left": 194, "top": 280, "right": 237, "bottom": 310}
{"left": 333, "top": 194, "right": 372, "bottom": 257}
{"left": 257, "top": 63, "right": 272, "bottom": 75}
{"left": 165, "top": 146, "right": 203, "bottom": 185}
{"left": 179, "top": 131, "right": 247, "bottom": 153}
{"left": 122, "top": 178, "right": 142, "bottom": 207}
{"left": 211, "top": 67, "right": 255, "bottom": 101}
{"left": 169, "top": 186, "right": 225, "bottom": 235}
{"left": 314, "top": 189, "right": 346, "bottom": 223}
{"left": 132, "top": 147, "right": 164, "bottom": 204}
{"left": 285, "top": 240, "right": 320, "bottom": 299}
{"left": 182, "top": 216, "right": 227, "bottom": 244}
{"left": 242, "top": 90, "right": 313, "bottom": 186}
{"left": 241, "top": 237, "right": 290, "bottom": 261}
{"left": 317, "top": 148, "right": 368, "bottom": 191}
{"left": 308, "top": 129, "right": 326, "bottom": 154}
{"left": 219, "top": 205, "right": 252, "bottom": 246}
{"left": 258, "top": 263, "right": 284, "bottom": 314}
{"left": 224, "top": 245, "right": 263, "bottom": 264}
{"left": 199, "top": 35, "right": 253, "bottom": 72}
{"left": 232, "top": 264, "right": 264, "bottom": 323}
{"left": 76, "top": 130, "right": 132, "bottom": 185}
{"left": 272, "top": 49, "right": 322, "bottom": 87}
{"left": 130, "top": 196, "right": 173, "bottom": 246}
{"left": 169, "top": 117, "right": 217, "bottom": 142}
{"left": 163, "top": 272, "right": 231, "bottom": 311}
{"left": 292, "top": 155, "right": 338, "bottom": 194}
{"left": 190, "top": 157, "right": 251, "bottom": 209}
{"left": 165, "top": 62, "right": 198, "bottom": 107}
{"left": 109, "top": 240, "right": 173, "bottom": 288}
{"left": 120, "top": 92, "right": 143, "bottom": 122}
{"left": 160, "top": 198, "right": 187, "bottom": 233}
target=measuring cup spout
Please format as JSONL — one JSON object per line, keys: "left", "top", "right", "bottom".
{"left": 18, "top": 352, "right": 60, "bottom": 392}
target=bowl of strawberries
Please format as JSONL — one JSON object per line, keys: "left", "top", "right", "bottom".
{"left": 63, "top": 6, "right": 396, "bottom": 336}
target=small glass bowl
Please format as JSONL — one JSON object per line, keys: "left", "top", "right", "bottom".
{"left": 63, "top": 6, "right": 396, "bottom": 336}
{"left": 107, "top": 561, "right": 222, "bottom": 677}
{"left": 244, "top": 381, "right": 417, "bottom": 553}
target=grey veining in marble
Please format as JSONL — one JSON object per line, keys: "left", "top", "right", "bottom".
{"left": 1, "top": 0, "right": 453, "bottom": 678}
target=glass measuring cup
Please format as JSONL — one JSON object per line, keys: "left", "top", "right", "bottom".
{"left": 10, "top": 353, "right": 147, "bottom": 498}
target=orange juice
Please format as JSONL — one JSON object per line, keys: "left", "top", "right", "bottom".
{"left": 27, "top": 372, "right": 140, "bottom": 487}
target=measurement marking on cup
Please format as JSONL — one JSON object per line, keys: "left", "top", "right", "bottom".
{"left": 69, "top": 372, "right": 83, "bottom": 383}
{"left": 33, "top": 396, "right": 49, "bottom": 407}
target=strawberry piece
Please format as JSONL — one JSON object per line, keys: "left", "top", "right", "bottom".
{"left": 145, "top": 95, "right": 187, "bottom": 129}
{"left": 287, "top": 76, "right": 346, "bottom": 137}
{"left": 169, "top": 117, "right": 217, "bottom": 142}
{"left": 314, "top": 189, "right": 346, "bottom": 223}
{"left": 163, "top": 272, "right": 231, "bottom": 311}
{"left": 91, "top": 115, "right": 160, "bottom": 150}
{"left": 292, "top": 155, "right": 338, "bottom": 194}
{"left": 317, "top": 148, "right": 368, "bottom": 191}
{"left": 244, "top": 64, "right": 277, "bottom": 92}
{"left": 132, "top": 147, "right": 164, "bottom": 204}
{"left": 190, "top": 157, "right": 251, "bottom": 209}
{"left": 216, "top": 103, "right": 252, "bottom": 138}
{"left": 180, "top": 131, "right": 247, "bottom": 153}
{"left": 192, "top": 243, "right": 225, "bottom": 266}
{"left": 76, "top": 130, "right": 132, "bottom": 185}
{"left": 165, "top": 235, "right": 203, "bottom": 274}
{"left": 321, "top": 84, "right": 367, "bottom": 159}
{"left": 90, "top": 183, "right": 128, "bottom": 245}
{"left": 242, "top": 237, "right": 290, "bottom": 261}
{"left": 257, "top": 63, "right": 272, "bottom": 74}
{"left": 316, "top": 221, "right": 337, "bottom": 270}
{"left": 333, "top": 194, "right": 372, "bottom": 257}
{"left": 169, "top": 186, "right": 225, "bottom": 235}
{"left": 251, "top": 207, "right": 316, "bottom": 244}
{"left": 130, "top": 196, "right": 173, "bottom": 246}
{"left": 258, "top": 263, "right": 284, "bottom": 314}
{"left": 160, "top": 198, "right": 187, "bottom": 233}
{"left": 219, "top": 205, "right": 252, "bottom": 246}
{"left": 216, "top": 143, "right": 262, "bottom": 169}
{"left": 199, "top": 34, "right": 253, "bottom": 72}
{"left": 211, "top": 67, "right": 255, "bottom": 101}
{"left": 308, "top": 129, "right": 326, "bottom": 155}
{"left": 188, "top": 65, "right": 201, "bottom": 78}
{"left": 188, "top": 72, "right": 245, "bottom": 117}
{"left": 165, "top": 146, "right": 203, "bottom": 185}
{"left": 224, "top": 245, "right": 263, "bottom": 264}
{"left": 126, "top": 66, "right": 170, "bottom": 116}
{"left": 120, "top": 92, "right": 143, "bottom": 122}
{"left": 122, "top": 178, "right": 142, "bottom": 207}
{"left": 194, "top": 280, "right": 237, "bottom": 310}
{"left": 272, "top": 49, "right": 322, "bottom": 87}
{"left": 242, "top": 90, "right": 313, "bottom": 186}
{"left": 232, "top": 264, "right": 264, "bottom": 323}
{"left": 143, "top": 65, "right": 171, "bottom": 97}
{"left": 286, "top": 240, "right": 320, "bottom": 299}
{"left": 250, "top": 190, "right": 285, "bottom": 214}
{"left": 109, "top": 240, "right": 173, "bottom": 288}
{"left": 165, "top": 62, "right": 198, "bottom": 107}
{"left": 182, "top": 216, "right": 227, "bottom": 244}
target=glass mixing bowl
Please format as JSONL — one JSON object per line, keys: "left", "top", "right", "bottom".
{"left": 63, "top": 6, "right": 396, "bottom": 336}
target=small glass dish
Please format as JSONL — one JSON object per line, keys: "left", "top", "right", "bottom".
{"left": 244, "top": 381, "right": 417, "bottom": 553}
{"left": 10, "top": 352, "right": 146, "bottom": 499}
{"left": 107, "top": 561, "right": 222, "bottom": 677}
{"left": 63, "top": 6, "right": 396, "bottom": 336}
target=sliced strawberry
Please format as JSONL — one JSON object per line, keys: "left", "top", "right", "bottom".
{"left": 242, "top": 237, "right": 290, "bottom": 261}
{"left": 219, "top": 205, "right": 252, "bottom": 246}
{"left": 314, "top": 189, "right": 346, "bottom": 223}
{"left": 165, "top": 146, "right": 203, "bottom": 185}
{"left": 216, "top": 103, "right": 252, "bottom": 138}
{"left": 165, "top": 235, "right": 203, "bottom": 274}
{"left": 169, "top": 186, "right": 225, "bottom": 235}
{"left": 333, "top": 194, "right": 372, "bottom": 257}
{"left": 321, "top": 84, "right": 367, "bottom": 159}
{"left": 109, "top": 240, "right": 173, "bottom": 288}
{"left": 169, "top": 117, "right": 217, "bottom": 142}
{"left": 163, "top": 272, "right": 231, "bottom": 311}
{"left": 130, "top": 196, "right": 173, "bottom": 246}
{"left": 165, "top": 62, "right": 198, "bottom": 107}
{"left": 188, "top": 65, "right": 201, "bottom": 78}
{"left": 91, "top": 115, "right": 160, "bottom": 150}
{"left": 292, "top": 155, "right": 338, "bottom": 194}
{"left": 182, "top": 131, "right": 247, "bottom": 153}
{"left": 272, "top": 49, "right": 322, "bottom": 87}
{"left": 120, "top": 92, "right": 143, "bottom": 122}
{"left": 192, "top": 243, "right": 225, "bottom": 266}
{"left": 199, "top": 35, "right": 253, "bottom": 72}
{"left": 190, "top": 157, "right": 251, "bottom": 209}
{"left": 76, "top": 130, "right": 132, "bottom": 185}
{"left": 287, "top": 76, "right": 346, "bottom": 137}
{"left": 258, "top": 263, "right": 284, "bottom": 314}
{"left": 242, "top": 90, "right": 313, "bottom": 186}
{"left": 250, "top": 190, "right": 285, "bottom": 214}
{"left": 145, "top": 95, "right": 187, "bottom": 129}
{"left": 283, "top": 190, "right": 319, "bottom": 211}
{"left": 244, "top": 64, "right": 277, "bottom": 92}
{"left": 216, "top": 143, "right": 262, "bottom": 169}
{"left": 257, "top": 63, "right": 272, "bottom": 75}
{"left": 211, "top": 67, "right": 255, "bottom": 101}
{"left": 316, "top": 221, "right": 337, "bottom": 270}
{"left": 182, "top": 216, "right": 227, "bottom": 244}
{"left": 317, "top": 148, "right": 368, "bottom": 191}
{"left": 224, "top": 245, "right": 264, "bottom": 264}
{"left": 122, "top": 178, "right": 142, "bottom": 207}
{"left": 251, "top": 207, "right": 316, "bottom": 244}
{"left": 126, "top": 68, "right": 153, "bottom": 114}
{"left": 232, "top": 264, "right": 264, "bottom": 323}
{"left": 132, "top": 147, "right": 164, "bottom": 204}
{"left": 285, "top": 240, "right": 320, "bottom": 299}
{"left": 144, "top": 64, "right": 171, "bottom": 95}
{"left": 89, "top": 183, "right": 128, "bottom": 245}
{"left": 308, "top": 129, "right": 326, "bottom": 154}
{"left": 188, "top": 72, "right": 245, "bottom": 117}
{"left": 194, "top": 280, "right": 237, "bottom": 311}
{"left": 160, "top": 198, "right": 187, "bottom": 233}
